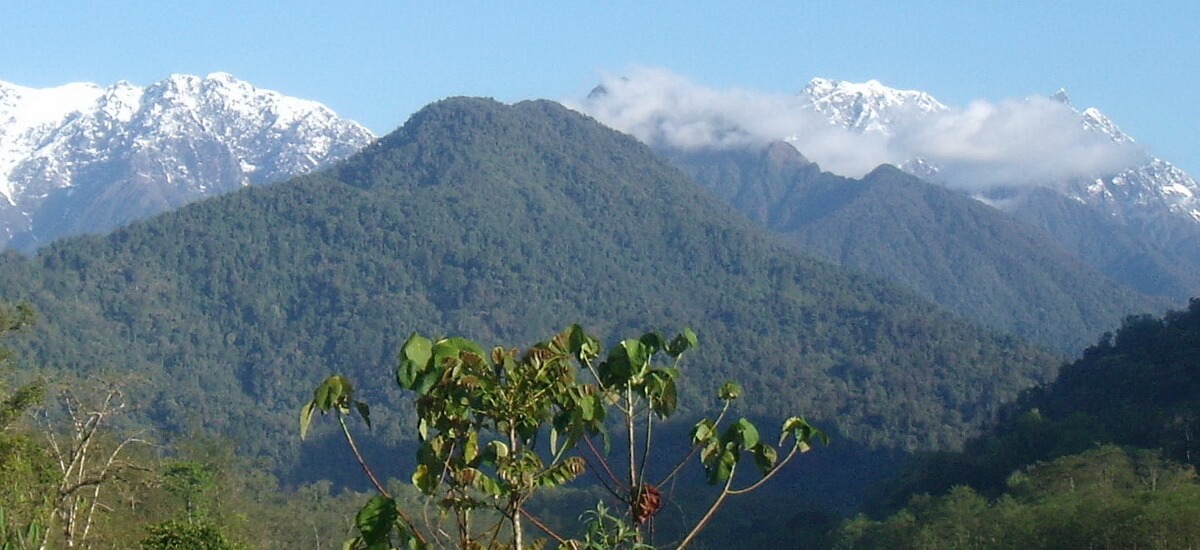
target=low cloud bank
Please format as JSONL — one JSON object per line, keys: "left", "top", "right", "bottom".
{"left": 568, "top": 68, "right": 1146, "bottom": 190}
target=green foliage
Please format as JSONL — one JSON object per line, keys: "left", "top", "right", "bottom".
{"left": 300, "top": 374, "right": 371, "bottom": 441}
{"left": 161, "top": 460, "right": 219, "bottom": 521}
{"left": 0, "top": 505, "right": 43, "bottom": 550}
{"left": 0, "top": 301, "right": 37, "bottom": 431}
{"left": 0, "top": 302, "right": 51, "bottom": 550}
{"left": 836, "top": 446, "right": 1200, "bottom": 549}
{"left": 304, "top": 325, "right": 826, "bottom": 549}
{"left": 140, "top": 519, "right": 236, "bottom": 550}
{"left": 881, "top": 298, "right": 1200, "bottom": 509}
{"left": 575, "top": 502, "right": 654, "bottom": 550}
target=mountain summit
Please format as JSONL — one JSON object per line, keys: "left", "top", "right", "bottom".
{"left": 796, "top": 78, "right": 1200, "bottom": 249}
{"left": 798, "top": 77, "right": 947, "bottom": 135}
{"left": 0, "top": 73, "right": 375, "bottom": 250}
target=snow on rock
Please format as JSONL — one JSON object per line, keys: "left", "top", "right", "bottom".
{"left": 0, "top": 73, "right": 375, "bottom": 249}
{"left": 800, "top": 77, "right": 947, "bottom": 135}
{"left": 797, "top": 77, "right": 1200, "bottom": 234}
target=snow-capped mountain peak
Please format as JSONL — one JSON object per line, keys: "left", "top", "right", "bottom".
{"left": 800, "top": 77, "right": 947, "bottom": 134}
{"left": 0, "top": 73, "right": 375, "bottom": 250}
{"left": 1081, "top": 106, "right": 1133, "bottom": 145}
{"left": 793, "top": 77, "right": 1200, "bottom": 242}
{"left": 0, "top": 80, "right": 104, "bottom": 135}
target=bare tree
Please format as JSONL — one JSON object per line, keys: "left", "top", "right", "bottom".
{"left": 40, "top": 386, "right": 149, "bottom": 549}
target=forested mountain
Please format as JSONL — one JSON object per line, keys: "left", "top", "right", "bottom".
{"left": 579, "top": 75, "right": 1200, "bottom": 307}
{"left": 835, "top": 299, "right": 1200, "bottom": 548}
{"left": 667, "top": 143, "right": 1165, "bottom": 354}
{"left": 1010, "top": 187, "right": 1200, "bottom": 301}
{"left": 0, "top": 98, "right": 1058, "bottom": 482}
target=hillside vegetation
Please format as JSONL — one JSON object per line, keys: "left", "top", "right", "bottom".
{"left": 837, "top": 299, "right": 1200, "bottom": 548}
{"left": 668, "top": 143, "right": 1167, "bottom": 354}
{"left": 0, "top": 98, "right": 1055, "bottom": 481}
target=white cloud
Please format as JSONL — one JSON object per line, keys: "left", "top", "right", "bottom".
{"left": 567, "top": 67, "right": 1147, "bottom": 190}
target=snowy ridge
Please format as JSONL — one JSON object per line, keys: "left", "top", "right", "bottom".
{"left": 799, "top": 77, "right": 947, "bottom": 135}
{"left": 797, "top": 78, "right": 1200, "bottom": 230}
{"left": 0, "top": 73, "right": 375, "bottom": 249}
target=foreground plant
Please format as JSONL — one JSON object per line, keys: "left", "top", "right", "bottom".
{"left": 300, "top": 325, "right": 825, "bottom": 549}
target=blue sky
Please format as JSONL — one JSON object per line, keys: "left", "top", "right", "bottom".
{"left": 2, "top": 1, "right": 1197, "bottom": 174}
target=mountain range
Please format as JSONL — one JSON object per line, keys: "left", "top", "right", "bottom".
{"left": 0, "top": 98, "right": 1057, "bottom": 486}
{"left": 666, "top": 143, "right": 1166, "bottom": 353}
{"left": 578, "top": 75, "right": 1200, "bottom": 305}
{"left": 798, "top": 79, "right": 1200, "bottom": 303}
{"left": 0, "top": 73, "right": 375, "bottom": 250}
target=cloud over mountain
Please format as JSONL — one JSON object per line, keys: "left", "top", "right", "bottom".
{"left": 571, "top": 67, "right": 1145, "bottom": 189}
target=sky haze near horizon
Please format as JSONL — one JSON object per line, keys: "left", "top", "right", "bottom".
{"left": 2, "top": 1, "right": 1197, "bottom": 174}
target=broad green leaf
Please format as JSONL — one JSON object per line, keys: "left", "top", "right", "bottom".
{"left": 314, "top": 375, "right": 353, "bottom": 410}
{"left": 488, "top": 440, "right": 509, "bottom": 461}
{"left": 299, "top": 401, "right": 317, "bottom": 440}
{"left": 433, "top": 337, "right": 484, "bottom": 363}
{"left": 781, "top": 416, "right": 828, "bottom": 449}
{"left": 691, "top": 418, "right": 715, "bottom": 446}
{"left": 623, "top": 339, "right": 651, "bottom": 378}
{"left": 567, "top": 324, "right": 600, "bottom": 363}
{"left": 667, "top": 327, "right": 698, "bottom": 357}
{"left": 412, "top": 464, "right": 438, "bottom": 494}
{"left": 709, "top": 450, "right": 736, "bottom": 484}
{"left": 579, "top": 393, "right": 596, "bottom": 421}
{"left": 355, "top": 496, "right": 398, "bottom": 548}
{"left": 638, "top": 332, "right": 666, "bottom": 355}
{"left": 699, "top": 439, "right": 720, "bottom": 467}
{"left": 397, "top": 333, "right": 432, "bottom": 390}
{"left": 463, "top": 430, "right": 479, "bottom": 465}
{"left": 598, "top": 344, "right": 633, "bottom": 387}
{"left": 738, "top": 418, "right": 760, "bottom": 449}
{"left": 652, "top": 376, "right": 678, "bottom": 418}
{"left": 725, "top": 418, "right": 760, "bottom": 450}
{"left": 589, "top": 393, "right": 606, "bottom": 426}
{"left": 411, "top": 367, "right": 442, "bottom": 396}
{"left": 753, "top": 444, "right": 778, "bottom": 475}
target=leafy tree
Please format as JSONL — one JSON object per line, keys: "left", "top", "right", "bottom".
{"left": 0, "top": 302, "right": 49, "bottom": 550}
{"left": 301, "top": 325, "right": 826, "bottom": 549}
{"left": 140, "top": 519, "right": 235, "bottom": 550}
{"left": 0, "top": 303, "right": 37, "bottom": 431}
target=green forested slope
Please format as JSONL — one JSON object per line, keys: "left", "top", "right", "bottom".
{"left": 881, "top": 298, "right": 1200, "bottom": 504}
{"left": 837, "top": 299, "right": 1200, "bottom": 549}
{"left": 669, "top": 144, "right": 1167, "bottom": 354}
{"left": 0, "top": 98, "right": 1056, "bottom": 478}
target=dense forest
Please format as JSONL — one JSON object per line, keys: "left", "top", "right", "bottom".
{"left": 667, "top": 143, "right": 1168, "bottom": 354}
{"left": 833, "top": 298, "right": 1200, "bottom": 548}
